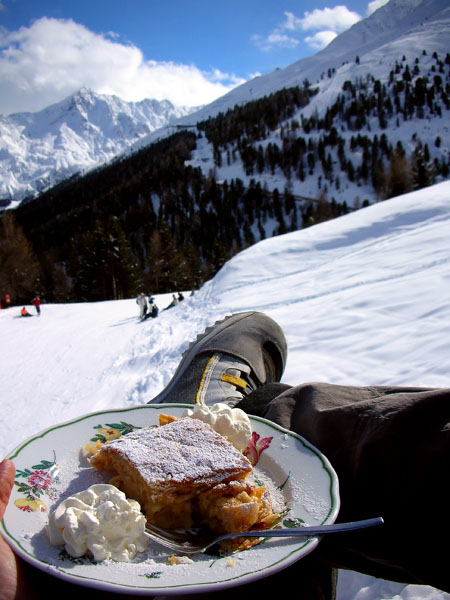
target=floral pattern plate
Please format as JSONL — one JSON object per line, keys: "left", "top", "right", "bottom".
{"left": 1, "top": 404, "right": 339, "bottom": 595}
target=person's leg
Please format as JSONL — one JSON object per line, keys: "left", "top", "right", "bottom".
{"left": 148, "top": 312, "right": 287, "bottom": 406}
{"left": 146, "top": 312, "right": 449, "bottom": 594}
{"left": 237, "top": 383, "right": 450, "bottom": 592}
{"left": 147, "top": 313, "right": 335, "bottom": 599}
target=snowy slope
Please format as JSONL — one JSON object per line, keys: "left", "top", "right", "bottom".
{"left": 2, "top": 180, "right": 450, "bottom": 458}
{"left": 1, "top": 180, "right": 450, "bottom": 599}
{"left": 0, "top": 88, "right": 196, "bottom": 206}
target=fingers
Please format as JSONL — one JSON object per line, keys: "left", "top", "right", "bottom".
{"left": 0, "top": 459, "right": 15, "bottom": 519}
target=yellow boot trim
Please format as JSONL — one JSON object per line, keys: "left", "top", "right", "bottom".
{"left": 221, "top": 373, "right": 247, "bottom": 390}
{"left": 195, "top": 353, "right": 221, "bottom": 404}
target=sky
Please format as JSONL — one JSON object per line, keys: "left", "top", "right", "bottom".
{"left": 1, "top": 178, "right": 450, "bottom": 599}
{"left": 0, "top": 0, "right": 389, "bottom": 115}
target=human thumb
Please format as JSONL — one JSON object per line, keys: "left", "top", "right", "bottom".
{"left": 0, "top": 460, "right": 15, "bottom": 519}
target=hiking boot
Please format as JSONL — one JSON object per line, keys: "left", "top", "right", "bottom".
{"left": 148, "top": 311, "right": 287, "bottom": 406}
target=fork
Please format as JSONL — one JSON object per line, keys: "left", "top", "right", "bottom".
{"left": 145, "top": 517, "right": 384, "bottom": 554}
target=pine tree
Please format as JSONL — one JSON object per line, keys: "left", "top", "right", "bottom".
{"left": 0, "top": 212, "right": 40, "bottom": 304}
{"left": 106, "top": 217, "right": 142, "bottom": 299}
{"left": 412, "top": 143, "right": 436, "bottom": 190}
{"left": 386, "top": 146, "right": 413, "bottom": 199}
{"left": 72, "top": 218, "right": 141, "bottom": 301}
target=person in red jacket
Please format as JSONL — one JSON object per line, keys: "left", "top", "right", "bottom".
{"left": 31, "top": 296, "right": 40, "bottom": 316}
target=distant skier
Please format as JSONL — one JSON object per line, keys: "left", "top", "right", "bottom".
{"left": 136, "top": 292, "right": 148, "bottom": 319}
{"left": 31, "top": 296, "right": 41, "bottom": 316}
{"left": 177, "top": 291, "right": 184, "bottom": 302}
{"left": 21, "top": 307, "right": 32, "bottom": 317}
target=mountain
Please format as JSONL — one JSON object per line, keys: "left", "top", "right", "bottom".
{"left": 158, "top": 0, "right": 449, "bottom": 208}
{"left": 1, "top": 0, "right": 448, "bottom": 209}
{"left": 1, "top": 178, "right": 450, "bottom": 600}
{"left": 1, "top": 0, "right": 449, "bottom": 305}
{"left": 0, "top": 88, "right": 196, "bottom": 206}
{"left": 135, "top": 0, "right": 450, "bottom": 136}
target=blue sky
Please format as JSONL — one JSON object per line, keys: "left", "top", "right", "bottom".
{"left": 0, "top": 0, "right": 389, "bottom": 115}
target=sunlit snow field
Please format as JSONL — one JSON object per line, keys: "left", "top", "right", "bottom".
{"left": 1, "top": 180, "right": 450, "bottom": 600}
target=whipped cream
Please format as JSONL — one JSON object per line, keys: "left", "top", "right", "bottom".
{"left": 47, "top": 483, "right": 150, "bottom": 562}
{"left": 182, "top": 403, "right": 252, "bottom": 451}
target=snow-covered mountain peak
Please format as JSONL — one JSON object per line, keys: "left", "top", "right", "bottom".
{"left": 0, "top": 89, "right": 196, "bottom": 205}
{"left": 320, "top": 0, "right": 449, "bottom": 62}
{"left": 1, "top": 0, "right": 448, "bottom": 207}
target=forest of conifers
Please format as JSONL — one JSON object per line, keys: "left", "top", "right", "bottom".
{"left": 1, "top": 51, "right": 448, "bottom": 305}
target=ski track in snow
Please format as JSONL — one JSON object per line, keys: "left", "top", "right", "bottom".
{"left": 1, "top": 181, "right": 450, "bottom": 600}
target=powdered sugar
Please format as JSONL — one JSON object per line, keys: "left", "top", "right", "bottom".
{"left": 253, "top": 467, "right": 286, "bottom": 516}
{"left": 94, "top": 418, "right": 251, "bottom": 486}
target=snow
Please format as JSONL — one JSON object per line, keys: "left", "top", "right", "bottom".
{"left": 0, "top": 89, "right": 196, "bottom": 205}
{"left": 2, "top": 0, "right": 449, "bottom": 207}
{"left": 1, "top": 179, "right": 450, "bottom": 599}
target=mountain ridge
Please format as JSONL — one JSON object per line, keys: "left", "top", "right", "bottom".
{"left": 0, "top": 88, "right": 197, "bottom": 206}
{"left": 134, "top": 0, "right": 449, "bottom": 139}
{"left": 0, "top": 0, "right": 449, "bottom": 210}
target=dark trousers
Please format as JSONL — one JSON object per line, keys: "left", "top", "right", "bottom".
{"left": 233, "top": 382, "right": 450, "bottom": 596}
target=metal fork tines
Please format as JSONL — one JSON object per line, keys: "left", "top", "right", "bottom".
{"left": 145, "top": 517, "right": 384, "bottom": 555}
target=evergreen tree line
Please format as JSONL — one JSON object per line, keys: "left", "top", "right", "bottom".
{"left": 196, "top": 83, "right": 318, "bottom": 151}
{"left": 4, "top": 127, "right": 343, "bottom": 305}
{"left": 2, "top": 52, "right": 447, "bottom": 306}
{"left": 205, "top": 52, "right": 449, "bottom": 202}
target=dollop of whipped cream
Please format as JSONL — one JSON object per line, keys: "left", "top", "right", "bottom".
{"left": 47, "top": 483, "right": 149, "bottom": 562}
{"left": 182, "top": 403, "right": 252, "bottom": 451}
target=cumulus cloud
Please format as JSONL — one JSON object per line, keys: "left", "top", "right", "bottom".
{"left": 295, "top": 6, "right": 361, "bottom": 32}
{"left": 252, "top": 4, "right": 362, "bottom": 52}
{"left": 0, "top": 17, "right": 245, "bottom": 115}
{"left": 304, "top": 31, "right": 339, "bottom": 50}
{"left": 366, "top": 0, "right": 390, "bottom": 15}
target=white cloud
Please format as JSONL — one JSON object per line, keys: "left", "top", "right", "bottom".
{"left": 0, "top": 17, "right": 245, "bottom": 115}
{"left": 266, "top": 32, "right": 300, "bottom": 48}
{"left": 304, "top": 31, "right": 338, "bottom": 50}
{"left": 366, "top": 0, "right": 390, "bottom": 15}
{"left": 253, "top": 4, "right": 362, "bottom": 52}
{"left": 251, "top": 31, "right": 299, "bottom": 52}
{"left": 291, "top": 6, "right": 361, "bottom": 33}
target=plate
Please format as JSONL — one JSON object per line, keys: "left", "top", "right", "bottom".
{"left": 2, "top": 404, "right": 339, "bottom": 595}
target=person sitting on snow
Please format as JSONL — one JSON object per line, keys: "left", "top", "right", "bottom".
{"left": 163, "top": 294, "right": 179, "bottom": 310}
{"left": 143, "top": 296, "right": 159, "bottom": 320}
{"left": 20, "top": 307, "right": 32, "bottom": 317}
{"left": 148, "top": 297, "right": 159, "bottom": 318}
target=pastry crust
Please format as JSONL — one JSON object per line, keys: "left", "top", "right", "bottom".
{"left": 90, "top": 417, "right": 275, "bottom": 533}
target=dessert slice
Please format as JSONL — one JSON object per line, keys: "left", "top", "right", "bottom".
{"left": 90, "top": 417, "right": 275, "bottom": 533}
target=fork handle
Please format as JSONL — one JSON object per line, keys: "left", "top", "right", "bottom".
{"left": 217, "top": 517, "right": 384, "bottom": 543}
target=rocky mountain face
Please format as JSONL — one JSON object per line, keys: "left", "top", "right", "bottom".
{"left": 0, "top": 88, "right": 196, "bottom": 206}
